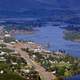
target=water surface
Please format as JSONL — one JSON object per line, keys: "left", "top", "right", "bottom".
{"left": 65, "top": 75, "right": 80, "bottom": 80}
{"left": 15, "top": 25, "right": 80, "bottom": 57}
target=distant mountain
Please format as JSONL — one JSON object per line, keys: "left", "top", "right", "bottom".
{"left": 0, "top": 0, "right": 80, "bottom": 18}
{"left": 0, "top": 0, "right": 80, "bottom": 10}
{"left": 0, "top": 9, "right": 77, "bottom": 18}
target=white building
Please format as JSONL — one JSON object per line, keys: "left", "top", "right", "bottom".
{"left": 5, "top": 34, "right": 11, "bottom": 37}
{"left": 0, "top": 52, "right": 6, "bottom": 56}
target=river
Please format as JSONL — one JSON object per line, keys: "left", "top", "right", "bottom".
{"left": 15, "top": 25, "right": 80, "bottom": 57}
{"left": 65, "top": 75, "right": 80, "bottom": 80}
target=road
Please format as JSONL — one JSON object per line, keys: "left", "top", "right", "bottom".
{"left": 5, "top": 42, "right": 55, "bottom": 80}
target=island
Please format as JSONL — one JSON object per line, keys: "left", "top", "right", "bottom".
{"left": 62, "top": 24, "right": 80, "bottom": 42}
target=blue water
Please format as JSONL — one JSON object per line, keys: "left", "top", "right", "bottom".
{"left": 65, "top": 75, "right": 80, "bottom": 80}
{"left": 15, "top": 25, "right": 80, "bottom": 57}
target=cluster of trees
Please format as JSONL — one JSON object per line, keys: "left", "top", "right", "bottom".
{"left": 24, "top": 48, "right": 80, "bottom": 78}
{"left": 64, "top": 31, "right": 80, "bottom": 41}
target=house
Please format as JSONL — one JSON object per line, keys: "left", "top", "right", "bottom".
{"left": 10, "top": 41, "right": 16, "bottom": 44}
{"left": 12, "top": 62, "right": 18, "bottom": 65}
{"left": 21, "top": 69, "right": 30, "bottom": 73}
{"left": 4, "top": 34, "right": 11, "bottom": 37}
{"left": 0, "top": 52, "right": 6, "bottom": 56}
{"left": 0, "top": 57, "right": 6, "bottom": 62}
{"left": 52, "top": 71, "right": 56, "bottom": 75}
{"left": 33, "top": 48, "right": 42, "bottom": 53}
{"left": 0, "top": 70, "right": 4, "bottom": 74}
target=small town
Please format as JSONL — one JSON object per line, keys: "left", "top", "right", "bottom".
{"left": 0, "top": 24, "right": 80, "bottom": 80}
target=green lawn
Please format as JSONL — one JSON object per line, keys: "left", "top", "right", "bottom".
{"left": 52, "top": 63, "right": 72, "bottom": 68}
{"left": 0, "top": 62, "right": 26, "bottom": 80}
{"left": 0, "top": 72, "right": 26, "bottom": 80}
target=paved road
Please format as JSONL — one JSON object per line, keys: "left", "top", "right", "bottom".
{"left": 5, "top": 42, "right": 55, "bottom": 80}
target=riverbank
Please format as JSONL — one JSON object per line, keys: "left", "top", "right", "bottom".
{"left": 1, "top": 22, "right": 80, "bottom": 56}
{"left": 63, "top": 30, "right": 80, "bottom": 42}
{"left": 20, "top": 41, "right": 80, "bottom": 80}
{"left": 15, "top": 25, "right": 80, "bottom": 57}
{"left": 10, "top": 29, "right": 36, "bottom": 35}
{"left": 64, "top": 75, "right": 80, "bottom": 80}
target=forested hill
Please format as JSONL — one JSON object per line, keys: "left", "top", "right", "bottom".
{"left": 0, "top": 0, "right": 80, "bottom": 10}
{"left": 0, "top": 0, "right": 80, "bottom": 18}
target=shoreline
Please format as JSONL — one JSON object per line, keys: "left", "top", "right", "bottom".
{"left": 18, "top": 41, "right": 80, "bottom": 80}
{"left": 10, "top": 30, "right": 35, "bottom": 35}
{"left": 63, "top": 30, "right": 80, "bottom": 43}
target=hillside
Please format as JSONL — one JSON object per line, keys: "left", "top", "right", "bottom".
{"left": 0, "top": 0, "right": 80, "bottom": 19}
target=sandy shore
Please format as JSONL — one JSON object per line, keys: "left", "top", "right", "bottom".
{"left": 9, "top": 29, "right": 37, "bottom": 35}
